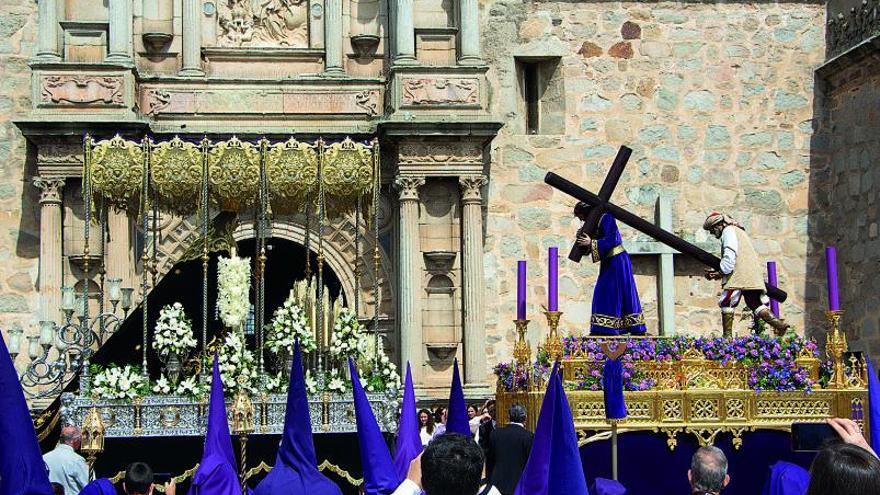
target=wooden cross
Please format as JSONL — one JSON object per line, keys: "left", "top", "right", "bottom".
{"left": 568, "top": 146, "right": 632, "bottom": 262}
{"left": 623, "top": 197, "right": 678, "bottom": 336}
{"left": 547, "top": 145, "right": 788, "bottom": 303}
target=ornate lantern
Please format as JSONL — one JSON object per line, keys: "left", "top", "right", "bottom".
{"left": 80, "top": 407, "right": 105, "bottom": 470}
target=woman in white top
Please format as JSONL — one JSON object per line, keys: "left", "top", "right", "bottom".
{"left": 418, "top": 408, "right": 435, "bottom": 447}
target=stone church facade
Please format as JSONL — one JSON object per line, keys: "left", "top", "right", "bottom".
{"left": 0, "top": 0, "right": 874, "bottom": 400}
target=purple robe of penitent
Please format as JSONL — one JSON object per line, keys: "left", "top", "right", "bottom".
{"left": 586, "top": 213, "right": 646, "bottom": 336}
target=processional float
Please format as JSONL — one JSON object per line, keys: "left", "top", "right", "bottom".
{"left": 11, "top": 134, "right": 395, "bottom": 489}
{"left": 495, "top": 145, "right": 870, "bottom": 480}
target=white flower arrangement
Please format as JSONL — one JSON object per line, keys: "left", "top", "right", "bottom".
{"left": 358, "top": 338, "right": 401, "bottom": 393}
{"left": 152, "top": 375, "right": 172, "bottom": 394}
{"left": 153, "top": 303, "right": 197, "bottom": 358}
{"left": 217, "top": 256, "right": 251, "bottom": 329}
{"left": 326, "top": 368, "right": 350, "bottom": 394}
{"left": 266, "top": 296, "right": 316, "bottom": 355}
{"left": 176, "top": 375, "right": 206, "bottom": 398}
{"left": 262, "top": 372, "right": 286, "bottom": 394}
{"left": 305, "top": 370, "right": 318, "bottom": 396}
{"left": 329, "top": 308, "right": 368, "bottom": 361}
{"left": 151, "top": 374, "right": 206, "bottom": 398}
{"left": 208, "top": 330, "right": 257, "bottom": 395}
{"left": 91, "top": 364, "right": 147, "bottom": 401}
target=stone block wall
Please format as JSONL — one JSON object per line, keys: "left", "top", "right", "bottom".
{"left": 480, "top": 1, "right": 826, "bottom": 365}
{"left": 810, "top": 54, "right": 880, "bottom": 360}
{"left": 0, "top": 0, "right": 40, "bottom": 364}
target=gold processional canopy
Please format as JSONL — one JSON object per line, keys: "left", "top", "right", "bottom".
{"left": 86, "top": 134, "right": 379, "bottom": 217}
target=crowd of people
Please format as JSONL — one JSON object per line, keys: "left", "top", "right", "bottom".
{"left": 40, "top": 410, "right": 880, "bottom": 495}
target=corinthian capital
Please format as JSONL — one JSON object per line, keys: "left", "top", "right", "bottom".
{"left": 394, "top": 175, "right": 425, "bottom": 201}
{"left": 459, "top": 175, "right": 487, "bottom": 205}
{"left": 33, "top": 177, "right": 65, "bottom": 204}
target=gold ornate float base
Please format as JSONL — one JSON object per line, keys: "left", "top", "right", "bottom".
{"left": 496, "top": 388, "right": 869, "bottom": 450}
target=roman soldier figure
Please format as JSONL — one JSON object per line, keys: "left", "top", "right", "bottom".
{"left": 703, "top": 212, "right": 790, "bottom": 337}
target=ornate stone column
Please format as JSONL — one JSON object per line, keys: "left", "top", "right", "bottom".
{"left": 324, "top": 0, "right": 344, "bottom": 74}
{"left": 106, "top": 207, "right": 131, "bottom": 295}
{"left": 458, "top": 0, "right": 482, "bottom": 64}
{"left": 180, "top": 0, "right": 205, "bottom": 76}
{"left": 459, "top": 175, "right": 487, "bottom": 385}
{"left": 392, "top": 0, "right": 416, "bottom": 64}
{"left": 35, "top": 0, "right": 61, "bottom": 62}
{"left": 34, "top": 177, "right": 65, "bottom": 322}
{"left": 107, "top": 0, "right": 133, "bottom": 63}
{"left": 395, "top": 176, "right": 425, "bottom": 382}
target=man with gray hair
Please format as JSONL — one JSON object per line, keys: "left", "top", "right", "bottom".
{"left": 43, "top": 425, "right": 89, "bottom": 495}
{"left": 487, "top": 403, "right": 533, "bottom": 495}
{"left": 688, "top": 446, "right": 730, "bottom": 495}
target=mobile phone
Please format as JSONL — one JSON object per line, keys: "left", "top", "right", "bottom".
{"left": 791, "top": 422, "right": 838, "bottom": 452}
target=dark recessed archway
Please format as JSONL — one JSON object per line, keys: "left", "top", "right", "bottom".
{"left": 92, "top": 237, "right": 344, "bottom": 376}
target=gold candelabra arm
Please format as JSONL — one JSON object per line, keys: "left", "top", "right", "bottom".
{"left": 544, "top": 310, "right": 564, "bottom": 363}
{"left": 825, "top": 310, "right": 848, "bottom": 389}
{"left": 513, "top": 319, "right": 532, "bottom": 367}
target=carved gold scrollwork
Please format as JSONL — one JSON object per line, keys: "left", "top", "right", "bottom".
{"left": 265, "top": 138, "right": 319, "bottom": 214}
{"left": 207, "top": 137, "right": 261, "bottom": 211}
{"left": 150, "top": 137, "right": 203, "bottom": 215}
{"left": 89, "top": 135, "right": 144, "bottom": 212}
{"left": 321, "top": 137, "right": 374, "bottom": 215}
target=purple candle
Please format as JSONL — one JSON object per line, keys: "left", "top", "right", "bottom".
{"left": 767, "top": 261, "right": 780, "bottom": 318}
{"left": 517, "top": 261, "right": 527, "bottom": 320}
{"left": 548, "top": 247, "right": 559, "bottom": 312}
{"left": 826, "top": 246, "right": 840, "bottom": 311}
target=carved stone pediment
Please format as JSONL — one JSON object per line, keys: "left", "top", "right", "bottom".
{"left": 40, "top": 75, "right": 124, "bottom": 106}
{"left": 401, "top": 78, "right": 480, "bottom": 107}
{"left": 217, "top": 0, "right": 309, "bottom": 48}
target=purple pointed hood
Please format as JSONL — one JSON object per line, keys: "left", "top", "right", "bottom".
{"left": 445, "top": 359, "right": 471, "bottom": 437}
{"left": 188, "top": 354, "right": 239, "bottom": 495}
{"left": 761, "top": 461, "right": 809, "bottom": 495}
{"left": 513, "top": 362, "right": 560, "bottom": 495}
{"left": 0, "top": 333, "right": 54, "bottom": 495}
{"left": 253, "top": 340, "right": 342, "bottom": 495}
{"left": 349, "top": 359, "right": 401, "bottom": 495}
{"left": 78, "top": 478, "right": 117, "bottom": 495}
{"left": 546, "top": 371, "right": 589, "bottom": 494}
{"left": 867, "top": 358, "right": 880, "bottom": 454}
{"left": 393, "top": 362, "right": 421, "bottom": 480}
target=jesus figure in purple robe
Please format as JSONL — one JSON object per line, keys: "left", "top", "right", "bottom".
{"left": 573, "top": 202, "right": 647, "bottom": 335}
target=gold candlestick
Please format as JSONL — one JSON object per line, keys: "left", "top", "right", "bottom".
{"left": 825, "top": 310, "right": 848, "bottom": 390}
{"left": 513, "top": 319, "right": 532, "bottom": 368}
{"left": 544, "top": 310, "right": 564, "bottom": 363}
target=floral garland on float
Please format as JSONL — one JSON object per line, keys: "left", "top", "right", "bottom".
{"left": 217, "top": 255, "right": 251, "bottom": 329}
{"left": 494, "top": 334, "right": 833, "bottom": 393}
{"left": 152, "top": 302, "right": 197, "bottom": 386}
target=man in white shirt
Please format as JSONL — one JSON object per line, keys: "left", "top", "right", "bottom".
{"left": 703, "top": 212, "right": 790, "bottom": 337}
{"left": 43, "top": 426, "right": 89, "bottom": 495}
{"left": 393, "top": 434, "right": 501, "bottom": 495}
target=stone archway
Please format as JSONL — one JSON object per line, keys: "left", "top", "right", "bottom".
{"left": 147, "top": 213, "right": 395, "bottom": 321}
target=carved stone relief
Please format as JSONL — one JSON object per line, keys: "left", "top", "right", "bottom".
{"left": 397, "top": 141, "right": 483, "bottom": 167}
{"left": 217, "top": 0, "right": 309, "bottom": 47}
{"left": 37, "top": 143, "right": 84, "bottom": 166}
{"left": 40, "top": 76, "right": 124, "bottom": 106}
{"left": 401, "top": 78, "right": 479, "bottom": 106}
{"left": 139, "top": 87, "right": 381, "bottom": 116}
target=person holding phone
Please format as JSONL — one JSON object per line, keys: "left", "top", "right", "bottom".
{"left": 803, "top": 418, "right": 880, "bottom": 495}
{"left": 123, "top": 462, "right": 176, "bottom": 495}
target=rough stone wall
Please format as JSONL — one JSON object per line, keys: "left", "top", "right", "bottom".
{"left": 480, "top": 1, "right": 826, "bottom": 364}
{"left": 810, "top": 56, "right": 880, "bottom": 360}
{"left": 0, "top": 1, "right": 40, "bottom": 365}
